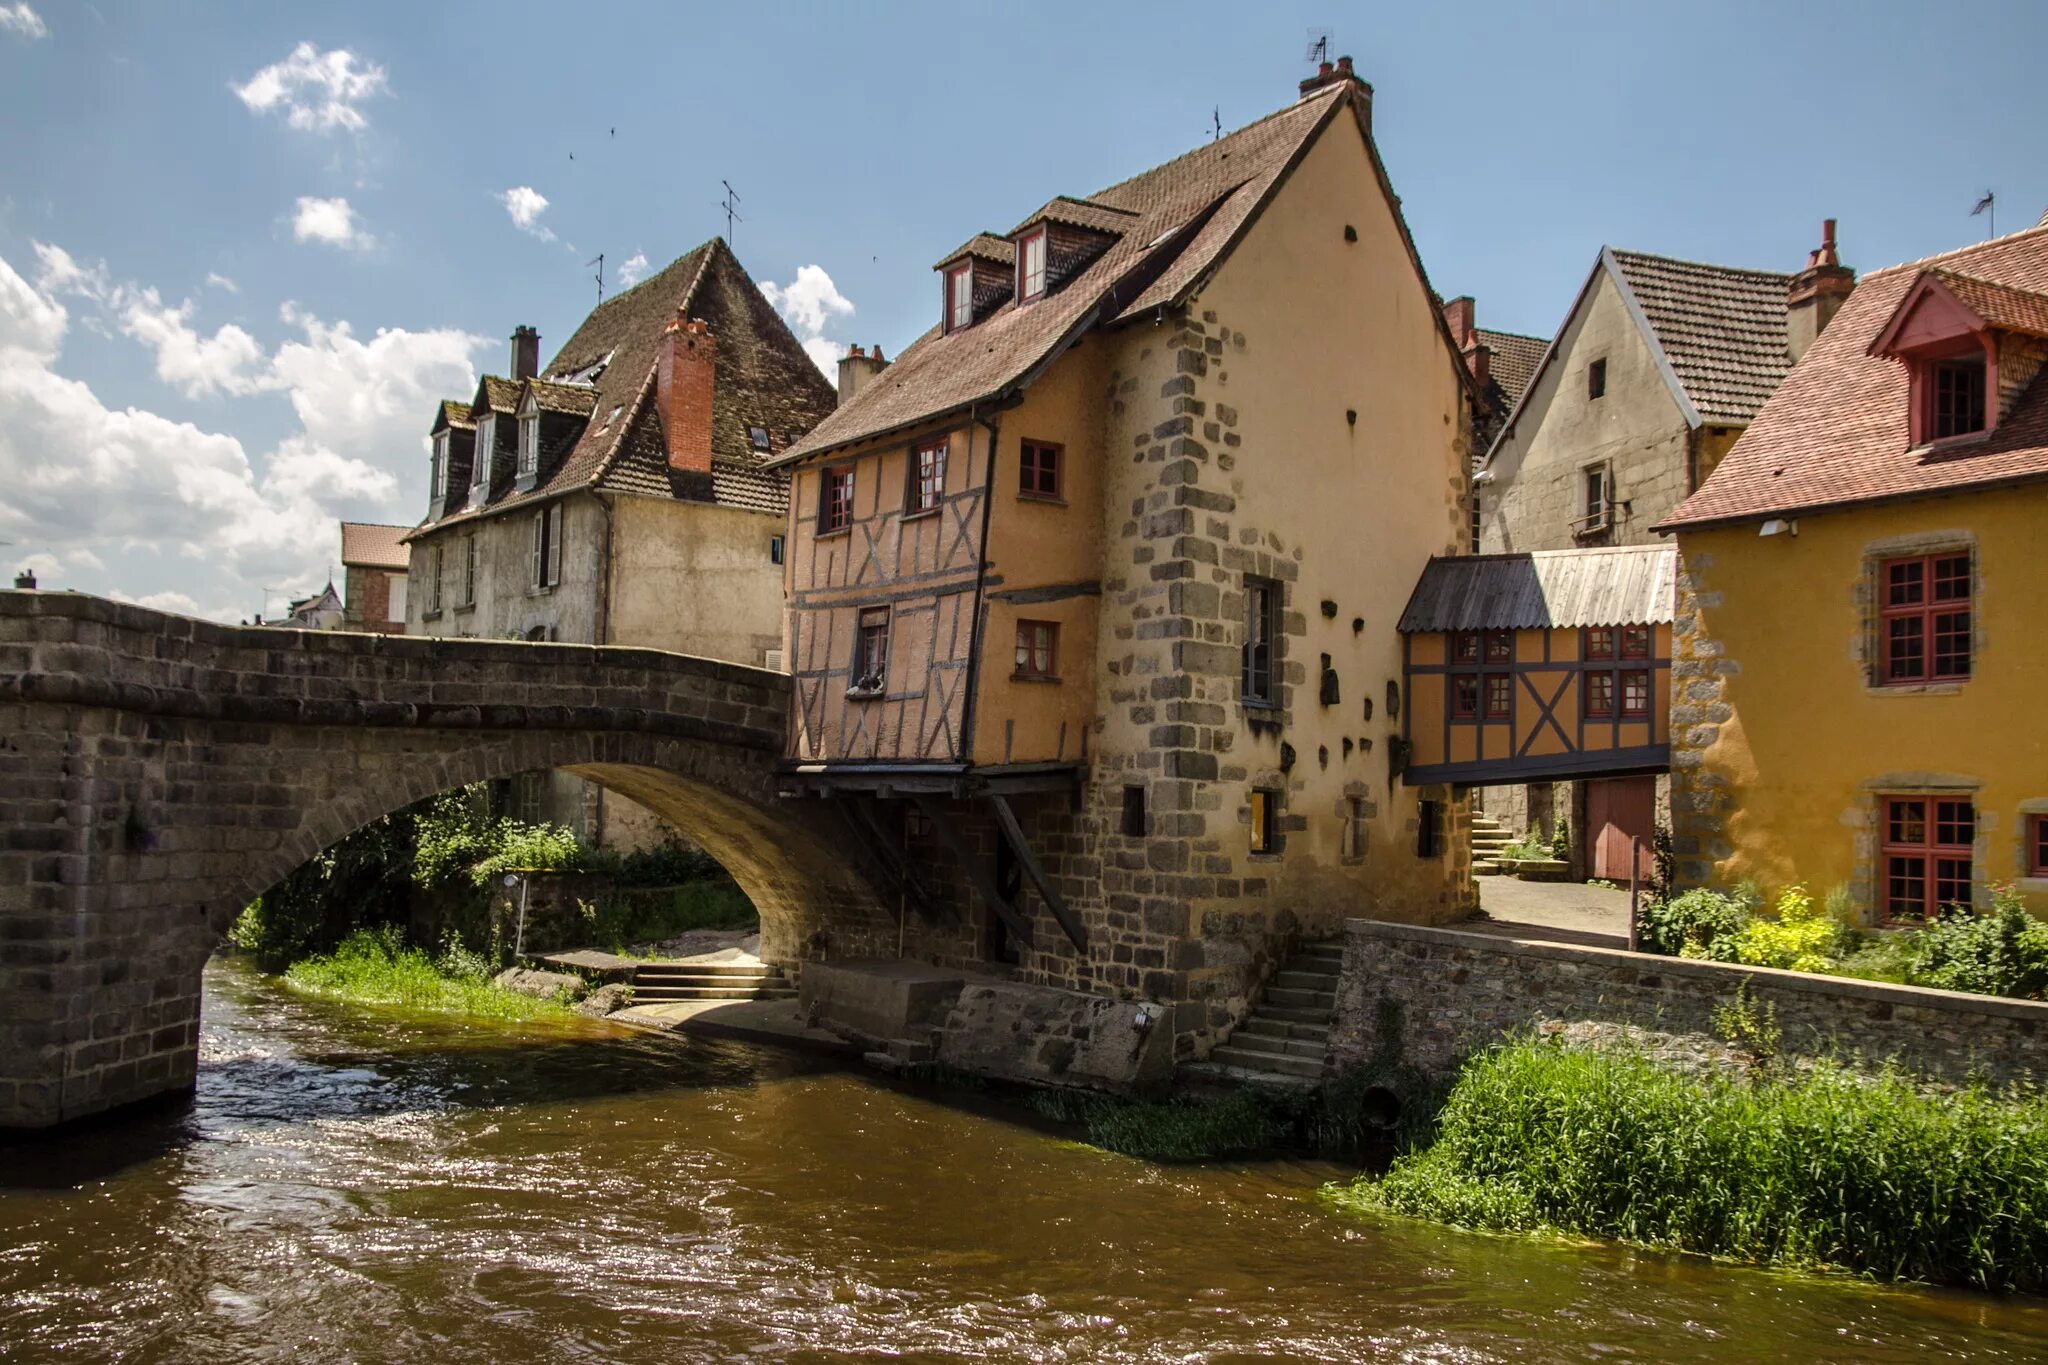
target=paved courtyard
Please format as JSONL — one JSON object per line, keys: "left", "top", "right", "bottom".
{"left": 1465, "top": 875, "right": 1635, "bottom": 949}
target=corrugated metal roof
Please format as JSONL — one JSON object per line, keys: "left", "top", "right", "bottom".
{"left": 1398, "top": 545, "right": 1675, "bottom": 632}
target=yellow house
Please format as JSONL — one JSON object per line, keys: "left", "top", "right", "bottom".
{"left": 1657, "top": 224, "right": 2048, "bottom": 919}
{"left": 767, "top": 59, "right": 1481, "bottom": 1063}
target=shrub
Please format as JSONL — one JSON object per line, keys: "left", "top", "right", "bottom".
{"left": 1327, "top": 1039, "right": 2048, "bottom": 1292}
{"left": 1880, "top": 887, "right": 2048, "bottom": 1001}
{"left": 228, "top": 808, "right": 417, "bottom": 970}
{"left": 1496, "top": 836, "right": 1551, "bottom": 861}
{"left": 1728, "top": 883, "right": 1847, "bottom": 973}
{"left": 601, "top": 840, "right": 724, "bottom": 888}
{"left": 1636, "top": 887, "right": 1750, "bottom": 959}
{"left": 1550, "top": 817, "right": 1571, "bottom": 861}
{"left": 469, "top": 820, "right": 586, "bottom": 886}
{"left": 284, "top": 926, "right": 569, "bottom": 1021}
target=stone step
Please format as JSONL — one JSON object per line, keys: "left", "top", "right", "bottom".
{"left": 885, "top": 1036, "right": 935, "bottom": 1064}
{"left": 1210, "top": 1045, "right": 1325, "bottom": 1079}
{"left": 630, "top": 971, "right": 780, "bottom": 989}
{"left": 633, "top": 962, "right": 778, "bottom": 980}
{"left": 1258, "top": 1003, "right": 1334, "bottom": 1025}
{"left": 1238, "top": 1016, "right": 1331, "bottom": 1043}
{"left": 629, "top": 985, "right": 797, "bottom": 1002}
{"left": 1470, "top": 833, "right": 1514, "bottom": 849}
{"left": 1473, "top": 861, "right": 1509, "bottom": 876}
{"left": 1513, "top": 858, "right": 1573, "bottom": 882}
{"left": 1470, "top": 817, "right": 1509, "bottom": 833}
{"left": 1178, "top": 1060, "right": 1318, "bottom": 1093}
{"left": 1264, "top": 986, "right": 1337, "bottom": 1011}
{"left": 1273, "top": 968, "right": 1339, "bottom": 991}
{"left": 1224, "top": 1031, "right": 1328, "bottom": 1062}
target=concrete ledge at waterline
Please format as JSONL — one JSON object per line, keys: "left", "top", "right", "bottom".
{"left": 1331, "top": 917, "right": 2048, "bottom": 1089}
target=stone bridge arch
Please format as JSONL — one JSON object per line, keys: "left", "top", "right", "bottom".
{"left": 0, "top": 592, "right": 892, "bottom": 1130}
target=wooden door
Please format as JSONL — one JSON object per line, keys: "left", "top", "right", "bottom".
{"left": 1586, "top": 776, "right": 1656, "bottom": 882}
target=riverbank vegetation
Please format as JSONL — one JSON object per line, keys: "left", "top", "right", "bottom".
{"left": 1326, "top": 1038, "right": 2048, "bottom": 1293}
{"left": 282, "top": 925, "right": 574, "bottom": 1021}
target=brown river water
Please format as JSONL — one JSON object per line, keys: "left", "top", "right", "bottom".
{"left": 4, "top": 956, "right": 2045, "bottom": 1363}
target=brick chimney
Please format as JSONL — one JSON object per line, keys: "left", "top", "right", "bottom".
{"left": 511, "top": 325, "right": 540, "bottom": 381}
{"left": 837, "top": 342, "right": 890, "bottom": 407}
{"left": 1299, "top": 53, "right": 1371, "bottom": 113}
{"left": 657, "top": 313, "right": 715, "bottom": 493}
{"left": 1786, "top": 220, "right": 1855, "bottom": 364}
{"left": 1441, "top": 295, "right": 1492, "bottom": 389}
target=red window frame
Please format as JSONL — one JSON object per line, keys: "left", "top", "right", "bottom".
{"left": 1013, "top": 619, "right": 1058, "bottom": 679}
{"left": 1881, "top": 795, "right": 1974, "bottom": 921}
{"left": 1484, "top": 673, "right": 1512, "bottom": 721}
{"left": 1584, "top": 671, "right": 1615, "bottom": 719}
{"left": 854, "top": 606, "right": 890, "bottom": 690}
{"left": 1019, "top": 439, "right": 1063, "bottom": 500}
{"left": 1621, "top": 625, "right": 1651, "bottom": 659}
{"left": 1452, "top": 632, "right": 1480, "bottom": 664}
{"left": 1449, "top": 630, "right": 1512, "bottom": 724}
{"left": 1930, "top": 357, "right": 1987, "bottom": 440}
{"left": 944, "top": 263, "right": 974, "bottom": 333}
{"left": 1485, "top": 631, "right": 1513, "bottom": 664}
{"left": 1585, "top": 627, "right": 1615, "bottom": 661}
{"left": 1450, "top": 674, "right": 1480, "bottom": 720}
{"left": 2031, "top": 815, "right": 2048, "bottom": 878}
{"left": 1017, "top": 227, "right": 1048, "bottom": 302}
{"left": 907, "top": 437, "right": 947, "bottom": 515}
{"left": 819, "top": 464, "right": 854, "bottom": 534}
{"left": 1879, "top": 553, "right": 1971, "bottom": 685}
{"left": 1620, "top": 669, "right": 1651, "bottom": 719}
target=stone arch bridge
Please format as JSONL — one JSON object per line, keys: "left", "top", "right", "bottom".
{"left": 0, "top": 591, "right": 898, "bottom": 1130}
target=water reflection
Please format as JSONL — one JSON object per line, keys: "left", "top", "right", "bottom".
{"left": 1, "top": 956, "right": 2043, "bottom": 1363}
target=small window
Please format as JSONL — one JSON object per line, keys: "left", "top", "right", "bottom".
{"left": 1484, "top": 631, "right": 1513, "bottom": 663}
{"left": 1621, "top": 669, "right": 1651, "bottom": 718}
{"left": 1243, "top": 576, "right": 1280, "bottom": 705}
{"left": 431, "top": 431, "right": 450, "bottom": 499}
{"left": 1452, "top": 632, "right": 1480, "bottom": 664}
{"left": 1018, "top": 228, "right": 1048, "bottom": 301}
{"left": 517, "top": 412, "right": 539, "bottom": 478}
{"left": 853, "top": 606, "right": 890, "bottom": 692}
{"left": 1485, "top": 674, "right": 1512, "bottom": 720}
{"left": 530, "top": 503, "right": 562, "bottom": 589}
{"left": 1930, "top": 358, "right": 1986, "bottom": 440}
{"left": 1880, "top": 553, "right": 1971, "bottom": 684}
{"left": 2030, "top": 814, "right": 2048, "bottom": 877}
{"left": 1451, "top": 674, "right": 1480, "bottom": 720}
{"left": 1014, "top": 619, "right": 1058, "bottom": 679}
{"left": 769, "top": 534, "right": 785, "bottom": 566}
{"left": 1121, "top": 785, "right": 1147, "bottom": 838}
{"left": 425, "top": 543, "right": 445, "bottom": 614}
{"left": 820, "top": 465, "right": 855, "bottom": 534}
{"left": 1019, "top": 439, "right": 1062, "bottom": 500}
{"left": 1249, "top": 788, "right": 1279, "bottom": 855}
{"left": 1621, "top": 625, "right": 1651, "bottom": 659}
{"left": 1417, "top": 799, "right": 1442, "bottom": 858}
{"left": 1585, "top": 671, "right": 1615, "bottom": 719}
{"left": 472, "top": 415, "right": 495, "bottom": 492}
{"left": 748, "top": 425, "right": 772, "bottom": 452}
{"left": 1340, "top": 796, "right": 1366, "bottom": 862}
{"left": 460, "top": 534, "right": 478, "bottom": 607}
{"left": 1882, "top": 795, "right": 1975, "bottom": 920}
{"left": 1585, "top": 627, "right": 1615, "bottom": 661}
{"left": 945, "top": 263, "right": 974, "bottom": 332}
{"left": 1588, "top": 358, "right": 1607, "bottom": 399}
{"left": 1581, "top": 465, "right": 1609, "bottom": 529}
{"left": 907, "top": 437, "right": 947, "bottom": 515}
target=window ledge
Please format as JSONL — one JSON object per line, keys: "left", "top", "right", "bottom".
{"left": 1011, "top": 672, "right": 1061, "bottom": 684}
{"left": 420, "top": 610, "right": 444, "bottom": 622}
{"left": 454, "top": 603, "right": 477, "bottom": 615}
{"left": 1866, "top": 682, "right": 1966, "bottom": 698}
{"left": 1910, "top": 432, "right": 1993, "bottom": 458}
{"left": 900, "top": 507, "right": 941, "bottom": 522}
{"left": 844, "top": 686, "right": 885, "bottom": 702}
{"left": 1242, "top": 699, "right": 1282, "bottom": 713}
{"left": 1018, "top": 494, "right": 1068, "bottom": 507}
{"left": 1247, "top": 851, "right": 1284, "bottom": 863}
{"left": 526, "top": 585, "right": 556, "bottom": 598}
{"left": 816, "top": 527, "right": 851, "bottom": 539}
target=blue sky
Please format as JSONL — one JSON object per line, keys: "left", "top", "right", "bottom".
{"left": 1, "top": 0, "right": 2042, "bottom": 620}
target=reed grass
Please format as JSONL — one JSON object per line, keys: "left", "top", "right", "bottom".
{"left": 283, "top": 926, "right": 571, "bottom": 1023}
{"left": 1327, "top": 1040, "right": 2048, "bottom": 1292}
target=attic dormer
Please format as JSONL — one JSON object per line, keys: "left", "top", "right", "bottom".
{"left": 427, "top": 399, "right": 475, "bottom": 521}
{"left": 1870, "top": 269, "right": 2048, "bottom": 447}
{"left": 1006, "top": 197, "right": 1135, "bottom": 303}
{"left": 934, "top": 235, "right": 1015, "bottom": 332}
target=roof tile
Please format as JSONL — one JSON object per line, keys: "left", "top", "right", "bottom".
{"left": 1609, "top": 250, "right": 1793, "bottom": 424}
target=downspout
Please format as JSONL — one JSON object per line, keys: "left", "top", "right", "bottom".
{"left": 956, "top": 405, "right": 1001, "bottom": 768}
{"left": 591, "top": 490, "right": 618, "bottom": 849}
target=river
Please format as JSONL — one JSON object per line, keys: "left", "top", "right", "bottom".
{"left": 2, "top": 956, "right": 2043, "bottom": 1362}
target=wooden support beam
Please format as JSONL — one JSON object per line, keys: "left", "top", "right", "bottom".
{"left": 837, "top": 797, "right": 951, "bottom": 924}
{"left": 913, "top": 796, "right": 1035, "bottom": 950}
{"left": 986, "top": 794, "right": 1089, "bottom": 953}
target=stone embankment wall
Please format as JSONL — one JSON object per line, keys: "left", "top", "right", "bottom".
{"left": 1329, "top": 919, "right": 2047, "bottom": 1089}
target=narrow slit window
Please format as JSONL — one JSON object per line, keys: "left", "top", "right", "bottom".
{"left": 1243, "top": 576, "right": 1280, "bottom": 705}
{"left": 1588, "top": 357, "right": 1607, "bottom": 399}
{"left": 1250, "top": 789, "right": 1278, "bottom": 855}
{"left": 1121, "top": 785, "right": 1147, "bottom": 838}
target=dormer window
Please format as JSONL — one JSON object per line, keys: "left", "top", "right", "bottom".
{"left": 1017, "top": 228, "right": 1048, "bottom": 302}
{"left": 1865, "top": 270, "right": 2037, "bottom": 448}
{"left": 1929, "top": 357, "right": 1986, "bottom": 440}
{"left": 945, "top": 263, "right": 973, "bottom": 333}
{"left": 516, "top": 405, "right": 539, "bottom": 481}
{"left": 431, "top": 431, "right": 450, "bottom": 499}
{"left": 471, "top": 414, "right": 495, "bottom": 492}
{"left": 748, "top": 425, "right": 771, "bottom": 452}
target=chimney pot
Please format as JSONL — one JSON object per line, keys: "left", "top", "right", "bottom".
{"left": 511, "top": 325, "right": 540, "bottom": 381}
{"left": 1786, "top": 219, "right": 1855, "bottom": 364}
{"left": 836, "top": 343, "right": 892, "bottom": 408}
{"left": 13, "top": 569, "right": 36, "bottom": 591}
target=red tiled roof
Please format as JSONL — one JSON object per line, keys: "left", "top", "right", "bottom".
{"left": 1661, "top": 225, "right": 2048, "bottom": 529}
{"left": 1608, "top": 250, "right": 1793, "bottom": 425}
{"left": 1476, "top": 328, "right": 1548, "bottom": 413}
{"left": 339, "top": 522, "right": 410, "bottom": 571}
{"left": 1924, "top": 269, "right": 2048, "bottom": 340}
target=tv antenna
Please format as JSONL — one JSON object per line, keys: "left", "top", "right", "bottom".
{"left": 587, "top": 253, "right": 605, "bottom": 304}
{"left": 1305, "top": 28, "right": 1332, "bottom": 66}
{"left": 1211, "top": 106, "right": 1222, "bottom": 141}
{"left": 718, "top": 179, "right": 743, "bottom": 245}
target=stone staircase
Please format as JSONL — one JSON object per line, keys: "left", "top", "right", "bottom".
{"left": 627, "top": 960, "right": 795, "bottom": 1004}
{"left": 1180, "top": 939, "right": 1342, "bottom": 1091}
{"left": 1471, "top": 812, "right": 1515, "bottom": 875}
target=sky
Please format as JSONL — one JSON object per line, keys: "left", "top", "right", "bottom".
{"left": 1, "top": 0, "right": 2042, "bottom": 622}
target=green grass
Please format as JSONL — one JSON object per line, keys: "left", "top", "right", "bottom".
{"left": 283, "top": 926, "right": 572, "bottom": 1022}
{"left": 1028, "top": 1087, "right": 1290, "bottom": 1162}
{"left": 1325, "top": 1039, "right": 2048, "bottom": 1292}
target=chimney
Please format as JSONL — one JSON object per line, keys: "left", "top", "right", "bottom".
{"left": 657, "top": 313, "right": 716, "bottom": 491}
{"left": 836, "top": 341, "right": 891, "bottom": 407}
{"left": 511, "top": 325, "right": 540, "bottom": 381}
{"left": 1441, "top": 295, "right": 1492, "bottom": 388}
{"left": 1441, "top": 296, "right": 1476, "bottom": 349}
{"left": 1786, "top": 219, "right": 1855, "bottom": 364}
{"left": 1298, "top": 53, "right": 1371, "bottom": 113}
{"left": 12, "top": 568, "right": 35, "bottom": 591}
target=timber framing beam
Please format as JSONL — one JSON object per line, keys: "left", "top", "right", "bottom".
{"left": 986, "top": 794, "right": 1089, "bottom": 953}
{"left": 830, "top": 798, "right": 951, "bottom": 924}
{"left": 913, "top": 795, "right": 1036, "bottom": 950}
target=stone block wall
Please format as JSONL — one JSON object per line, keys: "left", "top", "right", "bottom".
{"left": 1329, "top": 919, "right": 2047, "bottom": 1089}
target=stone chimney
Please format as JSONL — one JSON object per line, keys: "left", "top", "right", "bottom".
{"left": 657, "top": 314, "right": 716, "bottom": 492}
{"left": 1441, "top": 295, "right": 1492, "bottom": 388}
{"left": 1298, "top": 53, "right": 1371, "bottom": 120}
{"left": 1786, "top": 220, "right": 1855, "bottom": 364}
{"left": 837, "top": 342, "right": 890, "bottom": 407}
{"left": 12, "top": 568, "right": 35, "bottom": 591}
{"left": 511, "top": 325, "right": 540, "bottom": 381}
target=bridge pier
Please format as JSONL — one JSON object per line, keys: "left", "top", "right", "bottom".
{"left": 0, "top": 592, "right": 895, "bottom": 1130}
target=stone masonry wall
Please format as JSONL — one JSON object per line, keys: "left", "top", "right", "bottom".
{"left": 1329, "top": 919, "right": 2047, "bottom": 1089}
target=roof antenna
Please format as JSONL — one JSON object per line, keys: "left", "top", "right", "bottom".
{"left": 1211, "top": 106, "right": 1222, "bottom": 141}
{"left": 718, "top": 179, "right": 743, "bottom": 246}
{"left": 1305, "top": 28, "right": 1331, "bottom": 67}
{"left": 587, "top": 253, "right": 604, "bottom": 304}
{"left": 1971, "top": 190, "right": 1996, "bottom": 239}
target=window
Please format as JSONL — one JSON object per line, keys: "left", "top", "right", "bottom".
{"left": 1585, "top": 671, "right": 1615, "bottom": 719}
{"left": 1450, "top": 674, "right": 1480, "bottom": 719}
{"left": 1930, "top": 357, "right": 1987, "bottom": 440}
{"left": 1485, "top": 632, "right": 1513, "bottom": 663}
{"left": 530, "top": 504, "right": 562, "bottom": 590}
{"left": 1882, "top": 796, "right": 1975, "bottom": 920}
{"left": 1586, "top": 627, "right": 1615, "bottom": 661}
{"left": 1250, "top": 788, "right": 1279, "bottom": 855}
{"left": 1449, "top": 630, "right": 1512, "bottom": 724}
{"left": 431, "top": 432, "right": 449, "bottom": 500}
{"left": 945, "top": 263, "right": 974, "bottom": 332}
{"left": 1588, "top": 358, "right": 1607, "bottom": 399}
{"left": 1243, "top": 576, "right": 1280, "bottom": 705}
{"left": 748, "top": 425, "right": 771, "bottom": 452}
{"left": 1621, "top": 625, "right": 1651, "bottom": 659}
{"left": 908, "top": 437, "right": 947, "bottom": 515}
{"left": 517, "top": 411, "right": 539, "bottom": 478}
{"left": 1485, "top": 673, "right": 1513, "bottom": 721}
{"left": 424, "top": 544, "right": 444, "bottom": 614}
{"left": 1452, "top": 632, "right": 1480, "bottom": 663}
{"left": 1341, "top": 796, "right": 1366, "bottom": 862}
{"left": 853, "top": 606, "right": 889, "bottom": 692}
{"left": 1621, "top": 669, "right": 1651, "bottom": 718}
{"left": 1018, "top": 228, "right": 1048, "bottom": 301}
{"left": 1880, "top": 553, "right": 1971, "bottom": 684}
{"left": 472, "top": 415, "right": 495, "bottom": 492}
{"left": 1019, "top": 439, "right": 1062, "bottom": 500}
{"left": 386, "top": 574, "right": 407, "bottom": 623}
{"left": 1579, "top": 465, "right": 1610, "bottom": 532}
{"left": 1417, "top": 799, "right": 1442, "bottom": 858}
{"left": 819, "top": 465, "right": 854, "bottom": 534}
{"left": 769, "top": 534, "right": 785, "bottom": 566}
{"left": 1121, "top": 785, "right": 1147, "bottom": 838}
{"left": 2031, "top": 815, "right": 2048, "bottom": 877}
{"left": 459, "top": 534, "right": 477, "bottom": 607}
{"left": 1014, "top": 619, "right": 1058, "bottom": 679}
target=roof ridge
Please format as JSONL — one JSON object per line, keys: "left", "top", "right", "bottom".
{"left": 1089, "top": 83, "right": 1346, "bottom": 202}
{"left": 1608, "top": 246, "right": 1795, "bottom": 284}
{"left": 1473, "top": 325, "right": 1550, "bottom": 343}
{"left": 1857, "top": 220, "right": 2048, "bottom": 282}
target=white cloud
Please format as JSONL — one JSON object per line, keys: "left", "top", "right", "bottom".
{"left": 292, "top": 196, "right": 371, "bottom": 250}
{"left": 0, "top": 3, "right": 45, "bottom": 39}
{"left": 499, "top": 186, "right": 554, "bottom": 242}
{"left": 0, "top": 243, "right": 485, "bottom": 620}
{"left": 616, "top": 252, "right": 650, "bottom": 287}
{"left": 758, "top": 265, "right": 855, "bottom": 384}
{"left": 205, "top": 272, "right": 239, "bottom": 294}
{"left": 233, "top": 42, "right": 388, "bottom": 133}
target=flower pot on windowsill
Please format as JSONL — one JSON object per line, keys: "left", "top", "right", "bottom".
{"left": 845, "top": 675, "right": 885, "bottom": 702}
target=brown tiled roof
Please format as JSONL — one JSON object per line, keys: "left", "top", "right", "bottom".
{"left": 934, "top": 234, "right": 1015, "bottom": 270}
{"left": 1660, "top": 225, "right": 2048, "bottom": 529}
{"left": 339, "top": 522, "right": 410, "bottom": 571}
{"left": 1476, "top": 328, "right": 1547, "bottom": 412}
{"left": 1399, "top": 545, "right": 1675, "bottom": 632}
{"left": 777, "top": 83, "right": 1462, "bottom": 464}
{"left": 1925, "top": 269, "right": 2048, "bottom": 339}
{"left": 524, "top": 378, "right": 599, "bottom": 416}
{"left": 476, "top": 376, "right": 523, "bottom": 415}
{"left": 1011, "top": 196, "right": 1140, "bottom": 236}
{"left": 431, "top": 399, "right": 474, "bottom": 433}
{"left": 1608, "top": 249, "right": 1793, "bottom": 424}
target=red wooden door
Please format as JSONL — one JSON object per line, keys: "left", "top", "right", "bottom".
{"left": 1586, "top": 776, "right": 1656, "bottom": 882}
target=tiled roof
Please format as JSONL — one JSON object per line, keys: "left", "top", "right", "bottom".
{"left": 778, "top": 83, "right": 1444, "bottom": 464}
{"left": 1608, "top": 249, "right": 1793, "bottom": 424}
{"left": 431, "top": 399, "right": 474, "bottom": 433}
{"left": 476, "top": 376, "right": 523, "bottom": 414}
{"left": 1476, "top": 328, "right": 1547, "bottom": 412}
{"left": 1011, "top": 195, "right": 1141, "bottom": 236}
{"left": 1661, "top": 225, "right": 2048, "bottom": 529}
{"left": 1926, "top": 269, "right": 2048, "bottom": 339}
{"left": 340, "top": 522, "right": 410, "bottom": 570}
{"left": 935, "top": 234, "right": 1016, "bottom": 270}
{"left": 1398, "top": 545, "right": 1675, "bottom": 632}
{"left": 525, "top": 378, "right": 599, "bottom": 416}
